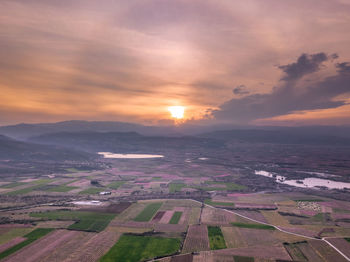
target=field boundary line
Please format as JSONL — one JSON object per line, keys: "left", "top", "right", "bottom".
{"left": 188, "top": 199, "right": 350, "bottom": 261}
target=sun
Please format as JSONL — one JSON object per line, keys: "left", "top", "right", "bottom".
{"left": 168, "top": 106, "right": 185, "bottom": 119}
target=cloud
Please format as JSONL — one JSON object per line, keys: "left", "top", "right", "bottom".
{"left": 211, "top": 53, "right": 350, "bottom": 123}
{"left": 233, "top": 85, "right": 250, "bottom": 95}
{"left": 278, "top": 53, "right": 330, "bottom": 81}
{"left": 336, "top": 62, "right": 350, "bottom": 74}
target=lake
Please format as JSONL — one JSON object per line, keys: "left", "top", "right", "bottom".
{"left": 98, "top": 152, "right": 164, "bottom": 159}
{"left": 255, "top": 170, "right": 350, "bottom": 190}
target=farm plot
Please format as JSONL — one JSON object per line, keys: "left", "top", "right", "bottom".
{"left": 100, "top": 234, "right": 181, "bottom": 262}
{"left": 231, "top": 222, "right": 275, "bottom": 230}
{"left": 283, "top": 242, "right": 308, "bottom": 262}
{"left": 159, "top": 211, "right": 174, "bottom": 224}
{"left": 111, "top": 203, "right": 148, "bottom": 224}
{"left": 261, "top": 210, "right": 291, "bottom": 227}
{"left": 134, "top": 202, "right": 163, "bottom": 222}
{"left": 154, "top": 223, "right": 187, "bottom": 232}
{"left": 107, "top": 181, "right": 126, "bottom": 189}
{"left": 0, "top": 228, "right": 33, "bottom": 245}
{"left": 207, "top": 226, "right": 227, "bottom": 250}
{"left": 79, "top": 187, "right": 105, "bottom": 194}
{"left": 42, "top": 231, "right": 119, "bottom": 262}
{"left": 182, "top": 225, "right": 210, "bottom": 253}
{"left": 169, "top": 183, "right": 186, "bottom": 193}
{"left": 169, "top": 212, "right": 182, "bottom": 224}
{"left": 188, "top": 207, "right": 201, "bottom": 225}
{"left": 211, "top": 245, "right": 291, "bottom": 261}
{"left": 233, "top": 211, "right": 268, "bottom": 223}
{"left": 152, "top": 211, "right": 166, "bottom": 222}
{"left": 0, "top": 228, "right": 54, "bottom": 261}
{"left": 221, "top": 227, "right": 246, "bottom": 248}
{"left": 201, "top": 207, "right": 237, "bottom": 225}
{"left": 204, "top": 199, "right": 234, "bottom": 207}
{"left": 0, "top": 237, "right": 26, "bottom": 253}
{"left": 30, "top": 210, "right": 115, "bottom": 232}
{"left": 44, "top": 185, "right": 78, "bottom": 192}
{"left": 308, "top": 239, "right": 348, "bottom": 262}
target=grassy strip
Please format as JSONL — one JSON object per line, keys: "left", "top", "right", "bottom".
{"left": 204, "top": 199, "right": 234, "bottom": 207}
{"left": 30, "top": 211, "right": 115, "bottom": 232}
{"left": 207, "top": 226, "right": 227, "bottom": 250}
{"left": 206, "top": 181, "right": 246, "bottom": 190}
{"left": 345, "top": 237, "right": 350, "bottom": 243}
{"left": 169, "top": 212, "right": 182, "bottom": 224}
{"left": 231, "top": 222, "right": 275, "bottom": 230}
{"left": 107, "top": 181, "right": 126, "bottom": 190}
{"left": 79, "top": 187, "right": 105, "bottom": 194}
{"left": 134, "top": 202, "right": 163, "bottom": 222}
{"left": 100, "top": 234, "right": 181, "bottom": 262}
{"left": 233, "top": 256, "right": 254, "bottom": 262}
{"left": 6, "top": 185, "right": 44, "bottom": 195}
{"left": 46, "top": 185, "right": 78, "bottom": 192}
{"left": 0, "top": 228, "right": 54, "bottom": 260}
{"left": 0, "top": 182, "right": 26, "bottom": 188}
{"left": 169, "top": 183, "right": 186, "bottom": 193}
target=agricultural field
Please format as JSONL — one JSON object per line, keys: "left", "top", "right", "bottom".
{"left": 134, "top": 202, "right": 163, "bottom": 222}
{"left": 0, "top": 228, "right": 54, "bottom": 260}
{"left": 231, "top": 222, "right": 275, "bottom": 230}
{"left": 100, "top": 234, "right": 181, "bottom": 262}
{"left": 30, "top": 210, "right": 115, "bottom": 232}
{"left": 207, "top": 226, "right": 227, "bottom": 250}
{"left": 169, "top": 211, "right": 182, "bottom": 224}
{"left": 183, "top": 225, "right": 210, "bottom": 253}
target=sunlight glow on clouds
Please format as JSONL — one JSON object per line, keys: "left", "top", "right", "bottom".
{"left": 0, "top": 0, "right": 350, "bottom": 125}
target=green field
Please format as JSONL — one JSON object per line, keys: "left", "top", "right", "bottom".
{"left": 231, "top": 222, "right": 275, "bottom": 230}
{"left": 0, "top": 182, "right": 26, "bottom": 188}
{"left": 100, "top": 234, "right": 181, "bottom": 262}
{"left": 79, "top": 187, "right": 105, "bottom": 194}
{"left": 169, "top": 211, "right": 182, "bottom": 224}
{"left": 207, "top": 226, "right": 227, "bottom": 250}
{"left": 204, "top": 199, "right": 235, "bottom": 207}
{"left": 108, "top": 181, "right": 126, "bottom": 189}
{"left": 45, "top": 185, "right": 78, "bottom": 192}
{"left": 0, "top": 228, "right": 54, "bottom": 260}
{"left": 30, "top": 210, "right": 115, "bottom": 232}
{"left": 6, "top": 185, "right": 44, "bottom": 195}
{"left": 345, "top": 237, "right": 350, "bottom": 242}
{"left": 169, "top": 183, "right": 186, "bottom": 193}
{"left": 0, "top": 228, "right": 33, "bottom": 245}
{"left": 233, "top": 255, "right": 254, "bottom": 262}
{"left": 195, "top": 181, "right": 246, "bottom": 191}
{"left": 134, "top": 202, "right": 163, "bottom": 222}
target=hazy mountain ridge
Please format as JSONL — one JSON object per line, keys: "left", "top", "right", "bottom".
{"left": 0, "top": 133, "right": 93, "bottom": 161}
{"left": 29, "top": 131, "right": 223, "bottom": 153}
{"left": 199, "top": 129, "right": 350, "bottom": 145}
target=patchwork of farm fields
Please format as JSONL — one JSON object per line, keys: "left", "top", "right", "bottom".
{"left": 1, "top": 190, "right": 350, "bottom": 262}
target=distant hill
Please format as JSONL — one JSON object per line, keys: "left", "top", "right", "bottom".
{"left": 29, "top": 131, "right": 223, "bottom": 153}
{"left": 0, "top": 134, "right": 93, "bottom": 161}
{"left": 0, "top": 120, "right": 173, "bottom": 140}
{"left": 199, "top": 129, "right": 350, "bottom": 145}
{"left": 1, "top": 120, "right": 350, "bottom": 143}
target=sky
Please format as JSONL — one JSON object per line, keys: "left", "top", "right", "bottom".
{"left": 0, "top": 0, "right": 350, "bottom": 126}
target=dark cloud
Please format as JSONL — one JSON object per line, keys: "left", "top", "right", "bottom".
{"left": 233, "top": 85, "right": 250, "bottom": 95}
{"left": 278, "top": 53, "right": 330, "bottom": 81}
{"left": 212, "top": 53, "right": 350, "bottom": 123}
{"left": 336, "top": 62, "right": 350, "bottom": 74}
